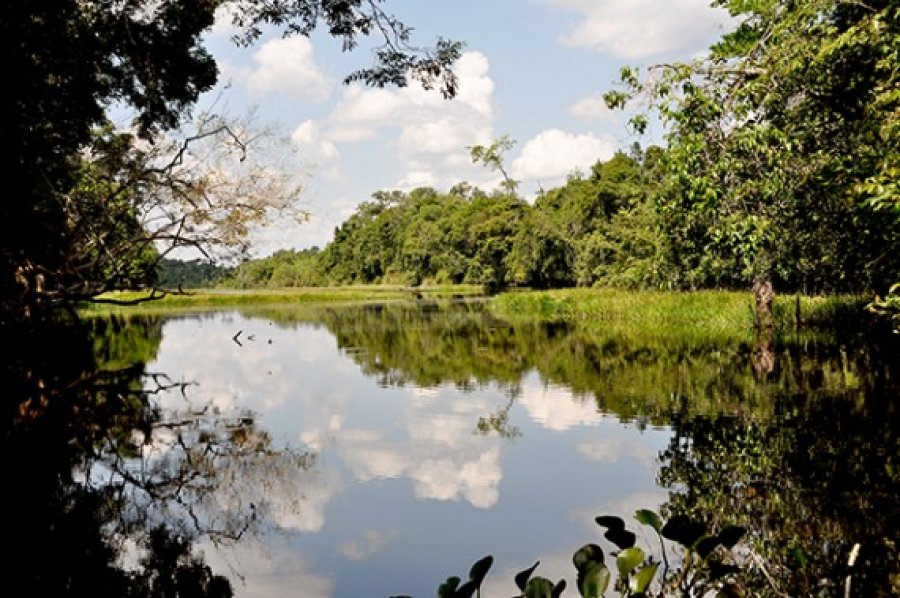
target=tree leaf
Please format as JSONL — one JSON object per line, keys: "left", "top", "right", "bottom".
{"left": 616, "top": 546, "right": 645, "bottom": 577}
{"left": 630, "top": 562, "right": 659, "bottom": 593}
{"left": 515, "top": 561, "right": 540, "bottom": 592}
{"left": 634, "top": 509, "right": 663, "bottom": 533}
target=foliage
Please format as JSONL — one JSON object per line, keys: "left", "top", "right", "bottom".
{"left": 425, "top": 510, "right": 746, "bottom": 597}
{"left": 604, "top": 0, "right": 900, "bottom": 295}
{"left": 3, "top": 1, "right": 460, "bottom": 319}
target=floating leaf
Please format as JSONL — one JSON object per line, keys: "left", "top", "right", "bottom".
{"left": 630, "top": 562, "right": 659, "bottom": 594}
{"left": 661, "top": 515, "right": 706, "bottom": 548}
{"left": 595, "top": 515, "right": 626, "bottom": 531}
{"left": 437, "top": 576, "right": 460, "bottom": 598}
{"left": 515, "top": 561, "right": 540, "bottom": 592}
{"left": 635, "top": 509, "right": 663, "bottom": 534}
{"left": 717, "top": 526, "right": 746, "bottom": 549}
{"left": 616, "top": 547, "right": 646, "bottom": 577}
{"left": 573, "top": 544, "right": 604, "bottom": 572}
{"left": 577, "top": 563, "right": 611, "bottom": 598}
{"left": 468, "top": 555, "right": 493, "bottom": 586}
{"left": 525, "top": 577, "right": 555, "bottom": 598}
{"left": 605, "top": 528, "right": 637, "bottom": 550}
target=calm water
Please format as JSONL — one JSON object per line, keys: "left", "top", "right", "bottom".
{"left": 7, "top": 300, "right": 899, "bottom": 596}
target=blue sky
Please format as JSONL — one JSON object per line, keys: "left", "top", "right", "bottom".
{"left": 200, "top": 0, "right": 734, "bottom": 254}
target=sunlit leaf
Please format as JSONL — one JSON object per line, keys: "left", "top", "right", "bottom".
{"left": 616, "top": 546, "right": 645, "bottom": 577}
{"left": 515, "top": 561, "right": 540, "bottom": 592}
{"left": 525, "top": 577, "right": 555, "bottom": 598}
{"left": 577, "top": 563, "right": 611, "bottom": 598}
{"left": 630, "top": 562, "right": 659, "bottom": 593}
{"left": 634, "top": 509, "right": 663, "bottom": 533}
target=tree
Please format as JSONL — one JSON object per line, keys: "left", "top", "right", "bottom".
{"left": 605, "top": 0, "right": 900, "bottom": 319}
{"left": 2, "top": 1, "right": 461, "bottom": 318}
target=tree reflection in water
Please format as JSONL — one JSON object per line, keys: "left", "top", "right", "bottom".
{"left": 2, "top": 315, "right": 314, "bottom": 596}
{"left": 252, "top": 300, "right": 899, "bottom": 595}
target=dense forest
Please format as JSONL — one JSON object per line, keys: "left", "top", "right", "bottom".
{"left": 225, "top": 143, "right": 899, "bottom": 295}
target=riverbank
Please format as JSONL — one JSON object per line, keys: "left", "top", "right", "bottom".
{"left": 78, "top": 284, "right": 483, "bottom": 313}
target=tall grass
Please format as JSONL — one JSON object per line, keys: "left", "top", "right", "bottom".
{"left": 489, "top": 288, "right": 870, "bottom": 341}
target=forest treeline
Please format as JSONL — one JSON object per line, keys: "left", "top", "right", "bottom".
{"left": 213, "top": 144, "right": 899, "bottom": 295}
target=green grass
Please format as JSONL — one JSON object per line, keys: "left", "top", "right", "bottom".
{"left": 489, "top": 288, "right": 869, "bottom": 341}
{"left": 78, "top": 284, "right": 484, "bottom": 314}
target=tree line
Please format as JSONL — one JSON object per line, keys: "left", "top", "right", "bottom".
{"left": 225, "top": 140, "right": 899, "bottom": 295}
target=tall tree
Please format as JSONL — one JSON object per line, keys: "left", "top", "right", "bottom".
{"left": 2, "top": 0, "right": 460, "bottom": 318}
{"left": 606, "top": 0, "right": 900, "bottom": 320}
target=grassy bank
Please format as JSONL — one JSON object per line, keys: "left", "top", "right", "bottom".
{"left": 488, "top": 288, "right": 870, "bottom": 340}
{"left": 79, "top": 284, "right": 483, "bottom": 314}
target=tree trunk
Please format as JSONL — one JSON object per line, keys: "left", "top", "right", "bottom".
{"left": 752, "top": 277, "right": 775, "bottom": 378}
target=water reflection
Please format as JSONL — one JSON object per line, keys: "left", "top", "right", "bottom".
{"left": 6, "top": 300, "right": 898, "bottom": 596}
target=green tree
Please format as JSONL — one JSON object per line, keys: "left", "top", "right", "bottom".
{"left": 606, "top": 0, "right": 900, "bottom": 316}
{"left": 3, "top": 1, "right": 461, "bottom": 318}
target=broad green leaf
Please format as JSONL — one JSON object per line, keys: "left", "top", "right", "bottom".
{"left": 525, "top": 577, "right": 555, "bottom": 598}
{"left": 573, "top": 544, "right": 604, "bottom": 572}
{"left": 437, "top": 576, "right": 460, "bottom": 598}
{"left": 515, "top": 561, "right": 540, "bottom": 592}
{"left": 630, "top": 562, "right": 659, "bottom": 593}
{"left": 468, "top": 555, "right": 493, "bottom": 586}
{"left": 577, "top": 563, "right": 611, "bottom": 598}
{"left": 616, "top": 546, "right": 645, "bottom": 577}
{"left": 634, "top": 509, "right": 663, "bottom": 533}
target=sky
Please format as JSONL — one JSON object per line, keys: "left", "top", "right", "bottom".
{"left": 199, "top": 0, "right": 735, "bottom": 255}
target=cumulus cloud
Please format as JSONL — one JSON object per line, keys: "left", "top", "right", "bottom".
{"left": 550, "top": 0, "right": 733, "bottom": 60}
{"left": 238, "top": 37, "right": 333, "bottom": 102}
{"left": 517, "top": 377, "right": 604, "bottom": 430}
{"left": 570, "top": 95, "right": 615, "bottom": 121}
{"left": 512, "top": 129, "right": 616, "bottom": 182}
{"left": 327, "top": 51, "right": 497, "bottom": 189}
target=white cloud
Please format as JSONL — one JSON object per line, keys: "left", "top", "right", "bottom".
{"left": 551, "top": 0, "right": 733, "bottom": 60}
{"left": 327, "top": 51, "right": 497, "bottom": 190}
{"left": 240, "top": 37, "right": 333, "bottom": 102}
{"left": 512, "top": 129, "right": 616, "bottom": 182}
{"left": 570, "top": 95, "right": 614, "bottom": 121}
